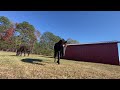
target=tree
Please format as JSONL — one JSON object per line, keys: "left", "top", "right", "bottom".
{"left": 15, "top": 21, "right": 37, "bottom": 52}
{"left": 15, "top": 21, "right": 36, "bottom": 43}
{"left": 67, "top": 38, "right": 79, "bottom": 44}
{"left": 0, "top": 16, "right": 15, "bottom": 51}
{"left": 39, "top": 32, "right": 61, "bottom": 56}
{"left": 33, "top": 41, "right": 41, "bottom": 54}
{"left": 0, "top": 16, "right": 14, "bottom": 41}
{"left": 0, "top": 16, "right": 12, "bottom": 32}
{"left": 34, "top": 30, "right": 41, "bottom": 41}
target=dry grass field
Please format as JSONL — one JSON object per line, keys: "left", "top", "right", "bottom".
{"left": 0, "top": 51, "right": 120, "bottom": 79}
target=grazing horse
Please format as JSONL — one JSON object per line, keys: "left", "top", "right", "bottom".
{"left": 16, "top": 45, "right": 30, "bottom": 56}
{"left": 54, "top": 39, "right": 67, "bottom": 64}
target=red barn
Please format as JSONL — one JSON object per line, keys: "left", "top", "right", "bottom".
{"left": 63, "top": 41, "right": 120, "bottom": 65}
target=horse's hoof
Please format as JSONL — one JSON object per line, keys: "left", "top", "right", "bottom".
{"left": 57, "top": 61, "right": 60, "bottom": 64}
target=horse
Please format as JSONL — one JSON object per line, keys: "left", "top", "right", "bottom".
{"left": 16, "top": 45, "right": 30, "bottom": 56}
{"left": 54, "top": 39, "right": 67, "bottom": 64}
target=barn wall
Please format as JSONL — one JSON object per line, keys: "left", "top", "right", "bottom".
{"left": 118, "top": 43, "right": 120, "bottom": 61}
{"left": 63, "top": 43, "right": 119, "bottom": 65}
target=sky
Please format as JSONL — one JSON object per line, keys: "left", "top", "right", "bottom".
{"left": 0, "top": 11, "right": 120, "bottom": 57}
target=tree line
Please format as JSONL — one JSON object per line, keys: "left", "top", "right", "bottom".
{"left": 0, "top": 16, "right": 79, "bottom": 56}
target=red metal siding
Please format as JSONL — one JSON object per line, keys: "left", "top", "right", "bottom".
{"left": 63, "top": 43, "right": 119, "bottom": 65}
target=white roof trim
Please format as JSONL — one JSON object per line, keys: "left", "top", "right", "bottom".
{"left": 67, "top": 41, "right": 120, "bottom": 46}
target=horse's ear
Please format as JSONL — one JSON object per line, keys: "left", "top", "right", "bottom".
{"left": 61, "top": 39, "right": 65, "bottom": 42}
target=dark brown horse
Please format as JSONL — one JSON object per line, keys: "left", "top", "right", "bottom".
{"left": 16, "top": 45, "right": 30, "bottom": 56}
{"left": 54, "top": 39, "right": 67, "bottom": 64}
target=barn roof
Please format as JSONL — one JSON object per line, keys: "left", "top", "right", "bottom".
{"left": 67, "top": 41, "right": 120, "bottom": 46}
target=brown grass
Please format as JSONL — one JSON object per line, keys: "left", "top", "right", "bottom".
{"left": 0, "top": 51, "right": 120, "bottom": 79}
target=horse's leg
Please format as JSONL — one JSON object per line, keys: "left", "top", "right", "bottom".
{"left": 18, "top": 52, "right": 20, "bottom": 56}
{"left": 16, "top": 49, "right": 19, "bottom": 56}
{"left": 16, "top": 51, "right": 18, "bottom": 56}
{"left": 28, "top": 51, "right": 30, "bottom": 56}
{"left": 60, "top": 46, "right": 64, "bottom": 58}
{"left": 57, "top": 51, "right": 60, "bottom": 64}
{"left": 60, "top": 50, "right": 62, "bottom": 58}
{"left": 54, "top": 50, "right": 57, "bottom": 62}
{"left": 24, "top": 51, "right": 25, "bottom": 56}
{"left": 20, "top": 51, "right": 22, "bottom": 56}
{"left": 54, "top": 55, "right": 57, "bottom": 62}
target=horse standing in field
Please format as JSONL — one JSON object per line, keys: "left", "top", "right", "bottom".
{"left": 54, "top": 39, "right": 67, "bottom": 64}
{"left": 16, "top": 45, "right": 30, "bottom": 56}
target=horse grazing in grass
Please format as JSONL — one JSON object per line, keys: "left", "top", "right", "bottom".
{"left": 16, "top": 45, "right": 30, "bottom": 56}
{"left": 54, "top": 39, "right": 67, "bottom": 64}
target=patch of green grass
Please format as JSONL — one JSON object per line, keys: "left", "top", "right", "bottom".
{"left": 0, "top": 51, "right": 120, "bottom": 79}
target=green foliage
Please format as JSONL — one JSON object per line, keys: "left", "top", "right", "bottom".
{"left": 35, "top": 30, "right": 41, "bottom": 41}
{"left": 15, "top": 21, "right": 36, "bottom": 42}
{"left": 67, "top": 38, "right": 79, "bottom": 44}
{"left": 39, "top": 32, "right": 61, "bottom": 56}
{"left": 15, "top": 21, "right": 37, "bottom": 52}
{"left": 0, "top": 16, "right": 12, "bottom": 32}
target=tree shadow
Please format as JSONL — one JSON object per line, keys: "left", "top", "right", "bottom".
{"left": 21, "top": 58, "right": 45, "bottom": 65}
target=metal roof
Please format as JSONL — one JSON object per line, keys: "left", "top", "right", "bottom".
{"left": 67, "top": 41, "right": 120, "bottom": 46}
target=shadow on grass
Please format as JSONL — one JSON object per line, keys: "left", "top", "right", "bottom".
{"left": 39, "top": 55, "right": 53, "bottom": 58}
{"left": 0, "top": 55, "right": 16, "bottom": 56}
{"left": 10, "top": 55, "right": 31, "bottom": 57}
{"left": 9, "top": 55, "right": 17, "bottom": 56}
{"left": 21, "top": 58, "right": 45, "bottom": 65}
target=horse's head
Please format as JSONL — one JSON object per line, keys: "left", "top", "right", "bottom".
{"left": 58, "top": 39, "right": 67, "bottom": 45}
